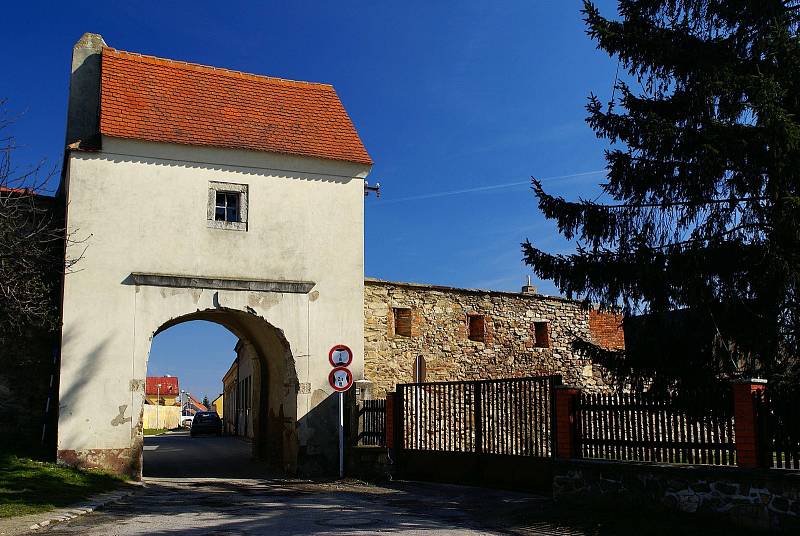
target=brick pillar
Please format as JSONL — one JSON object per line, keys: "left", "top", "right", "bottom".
{"left": 732, "top": 378, "right": 767, "bottom": 469}
{"left": 554, "top": 385, "right": 580, "bottom": 459}
{"left": 385, "top": 392, "right": 396, "bottom": 449}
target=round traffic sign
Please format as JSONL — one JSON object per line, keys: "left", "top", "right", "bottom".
{"left": 328, "top": 344, "right": 353, "bottom": 367}
{"left": 329, "top": 366, "right": 353, "bottom": 392}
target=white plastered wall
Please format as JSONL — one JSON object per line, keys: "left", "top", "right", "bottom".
{"left": 58, "top": 137, "right": 368, "bottom": 475}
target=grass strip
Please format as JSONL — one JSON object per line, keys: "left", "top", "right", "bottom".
{"left": 0, "top": 454, "right": 126, "bottom": 518}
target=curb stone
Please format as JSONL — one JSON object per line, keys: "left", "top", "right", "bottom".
{"left": 26, "top": 485, "right": 141, "bottom": 532}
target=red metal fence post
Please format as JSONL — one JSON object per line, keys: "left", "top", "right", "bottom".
{"left": 732, "top": 378, "right": 768, "bottom": 469}
{"left": 554, "top": 385, "right": 581, "bottom": 459}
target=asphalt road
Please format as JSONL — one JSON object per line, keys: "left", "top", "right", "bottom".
{"left": 37, "top": 478, "right": 559, "bottom": 535}
{"left": 143, "top": 430, "right": 273, "bottom": 479}
{"left": 35, "top": 432, "right": 754, "bottom": 535}
{"left": 40, "top": 432, "right": 557, "bottom": 535}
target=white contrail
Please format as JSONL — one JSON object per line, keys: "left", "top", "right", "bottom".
{"left": 378, "top": 170, "right": 606, "bottom": 205}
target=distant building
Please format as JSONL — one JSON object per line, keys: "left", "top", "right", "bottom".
{"left": 185, "top": 394, "right": 207, "bottom": 415}
{"left": 222, "top": 340, "right": 254, "bottom": 439}
{"left": 211, "top": 394, "right": 223, "bottom": 416}
{"left": 144, "top": 376, "right": 179, "bottom": 406}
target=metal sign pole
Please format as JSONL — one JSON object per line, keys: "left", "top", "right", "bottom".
{"left": 338, "top": 390, "right": 344, "bottom": 479}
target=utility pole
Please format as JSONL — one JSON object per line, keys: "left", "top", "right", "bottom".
{"left": 156, "top": 383, "right": 161, "bottom": 430}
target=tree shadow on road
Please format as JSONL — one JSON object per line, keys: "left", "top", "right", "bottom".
{"left": 42, "top": 478, "right": 767, "bottom": 535}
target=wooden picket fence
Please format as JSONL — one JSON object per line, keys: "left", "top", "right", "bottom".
{"left": 757, "top": 388, "right": 800, "bottom": 469}
{"left": 366, "top": 376, "right": 800, "bottom": 474}
{"left": 576, "top": 390, "right": 737, "bottom": 466}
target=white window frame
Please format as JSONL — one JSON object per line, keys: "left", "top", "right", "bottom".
{"left": 207, "top": 181, "right": 248, "bottom": 231}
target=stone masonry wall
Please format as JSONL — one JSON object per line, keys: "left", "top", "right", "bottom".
{"left": 553, "top": 460, "right": 800, "bottom": 531}
{"left": 364, "top": 279, "right": 620, "bottom": 397}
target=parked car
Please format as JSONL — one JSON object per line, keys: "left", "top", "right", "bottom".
{"left": 190, "top": 411, "right": 222, "bottom": 437}
{"left": 180, "top": 414, "right": 194, "bottom": 428}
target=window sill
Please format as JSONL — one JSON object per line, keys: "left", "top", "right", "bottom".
{"left": 207, "top": 219, "right": 247, "bottom": 231}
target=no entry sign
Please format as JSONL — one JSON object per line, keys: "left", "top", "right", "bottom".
{"left": 328, "top": 344, "right": 353, "bottom": 367}
{"left": 329, "top": 366, "right": 353, "bottom": 392}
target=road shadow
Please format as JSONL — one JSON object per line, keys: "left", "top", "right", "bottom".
{"left": 39, "top": 476, "right": 765, "bottom": 536}
{"left": 143, "top": 430, "right": 276, "bottom": 479}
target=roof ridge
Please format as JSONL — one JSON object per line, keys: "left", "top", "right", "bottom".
{"left": 103, "top": 47, "right": 334, "bottom": 89}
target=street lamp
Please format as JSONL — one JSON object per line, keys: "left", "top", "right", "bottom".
{"left": 156, "top": 383, "right": 161, "bottom": 430}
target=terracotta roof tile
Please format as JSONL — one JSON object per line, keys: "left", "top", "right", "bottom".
{"left": 99, "top": 48, "right": 372, "bottom": 165}
{"left": 146, "top": 376, "right": 179, "bottom": 396}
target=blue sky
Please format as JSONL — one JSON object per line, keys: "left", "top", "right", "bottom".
{"left": 2, "top": 1, "right": 619, "bottom": 400}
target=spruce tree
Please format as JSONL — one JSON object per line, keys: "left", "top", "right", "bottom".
{"left": 524, "top": 1, "right": 800, "bottom": 391}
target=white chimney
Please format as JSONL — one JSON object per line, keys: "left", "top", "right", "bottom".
{"left": 521, "top": 275, "right": 537, "bottom": 295}
{"left": 65, "top": 33, "right": 107, "bottom": 148}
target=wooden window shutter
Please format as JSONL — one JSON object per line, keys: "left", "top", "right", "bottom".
{"left": 393, "top": 308, "right": 412, "bottom": 337}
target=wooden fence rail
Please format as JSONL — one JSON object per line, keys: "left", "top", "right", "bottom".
{"left": 382, "top": 376, "right": 800, "bottom": 473}
{"left": 758, "top": 389, "right": 800, "bottom": 469}
{"left": 576, "top": 391, "right": 737, "bottom": 466}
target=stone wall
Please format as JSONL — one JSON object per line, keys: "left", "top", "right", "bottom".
{"left": 0, "top": 328, "right": 59, "bottom": 457}
{"left": 553, "top": 459, "right": 800, "bottom": 532}
{"left": 364, "top": 279, "right": 622, "bottom": 397}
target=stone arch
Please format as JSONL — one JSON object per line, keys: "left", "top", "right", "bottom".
{"left": 140, "top": 305, "right": 299, "bottom": 475}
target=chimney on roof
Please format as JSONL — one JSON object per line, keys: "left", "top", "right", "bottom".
{"left": 521, "top": 275, "right": 537, "bottom": 295}
{"left": 65, "top": 33, "right": 106, "bottom": 148}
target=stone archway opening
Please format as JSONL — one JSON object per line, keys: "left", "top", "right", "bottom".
{"left": 140, "top": 308, "right": 298, "bottom": 478}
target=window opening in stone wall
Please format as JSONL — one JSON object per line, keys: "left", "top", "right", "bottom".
{"left": 468, "top": 314, "right": 486, "bottom": 343}
{"left": 393, "top": 307, "right": 412, "bottom": 337}
{"left": 215, "top": 191, "right": 240, "bottom": 222}
{"left": 534, "top": 321, "right": 550, "bottom": 348}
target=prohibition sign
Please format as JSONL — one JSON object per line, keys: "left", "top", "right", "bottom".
{"left": 328, "top": 344, "right": 353, "bottom": 367}
{"left": 329, "top": 366, "right": 353, "bottom": 392}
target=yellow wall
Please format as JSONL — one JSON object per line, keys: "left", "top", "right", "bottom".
{"left": 145, "top": 394, "right": 179, "bottom": 406}
{"left": 142, "top": 405, "right": 181, "bottom": 429}
{"left": 212, "top": 395, "right": 223, "bottom": 416}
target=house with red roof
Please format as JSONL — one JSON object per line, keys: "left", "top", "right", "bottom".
{"left": 144, "top": 376, "right": 180, "bottom": 406}
{"left": 185, "top": 394, "right": 208, "bottom": 415}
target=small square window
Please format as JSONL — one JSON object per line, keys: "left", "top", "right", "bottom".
{"left": 215, "top": 192, "right": 240, "bottom": 222}
{"left": 393, "top": 307, "right": 412, "bottom": 337}
{"left": 534, "top": 322, "right": 550, "bottom": 348}
{"left": 208, "top": 181, "right": 248, "bottom": 231}
{"left": 467, "top": 314, "right": 485, "bottom": 343}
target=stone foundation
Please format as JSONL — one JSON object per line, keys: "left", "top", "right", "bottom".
{"left": 554, "top": 459, "right": 800, "bottom": 532}
{"left": 58, "top": 445, "right": 142, "bottom": 479}
{"left": 347, "top": 446, "right": 393, "bottom": 482}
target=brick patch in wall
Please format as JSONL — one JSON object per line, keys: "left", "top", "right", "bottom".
{"left": 588, "top": 310, "right": 625, "bottom": 349}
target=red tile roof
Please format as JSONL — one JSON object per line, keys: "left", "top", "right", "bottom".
{"left": 146, "top": 376, "right": 179, "bottom": 396}
{"left": 99, "top": 48, "right": 372, "bottom": 165}
{"left": 188, "top": 394, "right": 207, "bottom": 412}
{"left": 0, "top": 187, "right": 35, "bottom": 195}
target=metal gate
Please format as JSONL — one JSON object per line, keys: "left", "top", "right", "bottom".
{"left": 393, "top": 375, "right": 561, "bottom": 490}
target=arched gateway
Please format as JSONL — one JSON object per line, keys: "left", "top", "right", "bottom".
{"left": 57, "top": 34, "right": 372, "bottom": 478}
